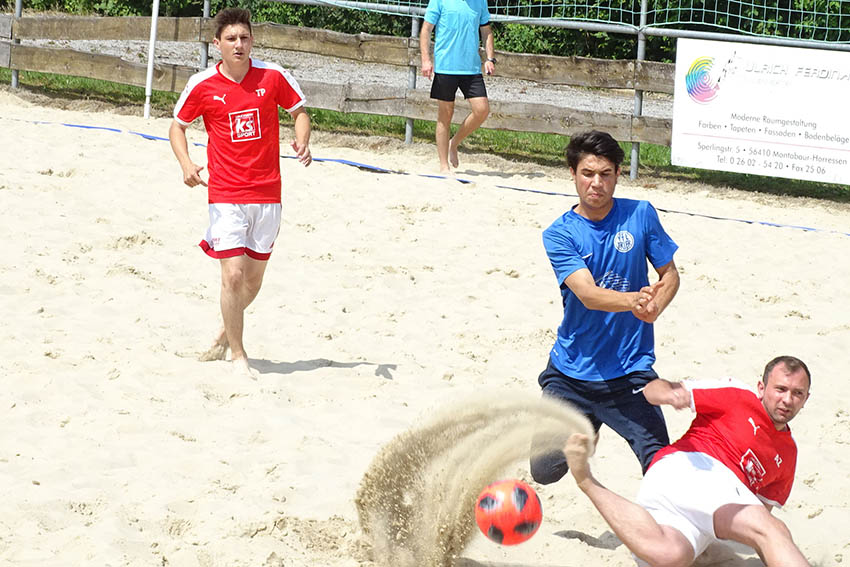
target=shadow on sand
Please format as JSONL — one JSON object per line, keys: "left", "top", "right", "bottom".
{"left": 456, "top": 536, "right": 765, "bottom": 567}
{"left": 251, "top": 357, "right": 397, "bottom": 379}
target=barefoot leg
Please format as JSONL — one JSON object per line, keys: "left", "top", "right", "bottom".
{"left": 448, "top": 96, "right": 489, "bottom": 169}
{"left": 219, "top": 255, "right": 268, "bottom": 370}
{"left": 436, "top": 100, "right": 454, "bottom": 174}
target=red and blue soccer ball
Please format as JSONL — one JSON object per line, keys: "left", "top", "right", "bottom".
{"left": 475, "top": 478, "right": 543, "bottom": 545}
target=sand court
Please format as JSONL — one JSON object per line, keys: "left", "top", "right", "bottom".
{"left": 1, "top": 88, "right": 849, "bottom": 566}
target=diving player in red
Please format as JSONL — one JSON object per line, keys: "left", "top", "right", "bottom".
{"left": 564, "top": 355, "right": 812, "bottom": 567}
{"left": 168, "top": 7, "right": 311, "bottom": 377}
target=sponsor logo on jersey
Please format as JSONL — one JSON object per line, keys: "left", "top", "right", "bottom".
{"left": 256, "top": 88, "right": 266, "bottom": 97}
{"left": 229, "top": 109, "right": 261, "bottom": 142}
{"left": 213, "top": 94, "right": 227, "bottom": 105}
{"left": 740, "top": 448, "right": 766, "bottom": 489}
{"left": 613, "top": 230, "right": 634, "bottom": 253}
{"left": 748, "top": 417, "right": 761, "bottom": 436}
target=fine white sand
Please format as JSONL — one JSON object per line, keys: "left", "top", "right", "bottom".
{"left": 1, "top": 87, "right": 848, "bottom": 567}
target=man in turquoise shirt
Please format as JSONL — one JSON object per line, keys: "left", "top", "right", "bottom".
{"left": 420, "top": 0, "right": 496, "bottom": 173}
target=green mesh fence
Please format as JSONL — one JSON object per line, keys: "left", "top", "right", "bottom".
{"left": 645, "top": 0, "right": 850, "bottom": 42}
{"left": 317, "top": 0, "right": 850, "bottom": 43}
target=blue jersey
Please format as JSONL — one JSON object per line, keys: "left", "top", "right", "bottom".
{"left": 424, "top": 0, "right": 490, "bottom": 75}
{"left": 543, "top": 198, "right": 678, "bottom": 382}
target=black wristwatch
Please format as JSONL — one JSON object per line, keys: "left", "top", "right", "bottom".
{"left": 487, "top": 57, "right": 497, "bottom": 64}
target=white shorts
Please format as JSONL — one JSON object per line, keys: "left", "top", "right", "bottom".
{"left": 635, "top": 451, "right": 762, "bottom": 564}
{"left": 199, "top": 203, "right": 281, "bottom": 260}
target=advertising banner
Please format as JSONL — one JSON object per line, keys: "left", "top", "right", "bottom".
{"left": 672, "top": 38, "right": 850, "bottom": 185}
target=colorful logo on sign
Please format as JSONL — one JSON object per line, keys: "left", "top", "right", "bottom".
{"left": 686, "top": 57, "right": 720, "bottom": 104}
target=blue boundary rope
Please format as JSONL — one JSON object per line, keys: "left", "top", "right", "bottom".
{"left": 14, "top": 118, "right": 850, "bottom": 238}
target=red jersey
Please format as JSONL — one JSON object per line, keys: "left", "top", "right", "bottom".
{"left": 174, "top": 58, "right": 305, "bottom": 204}
{"left": 650, "top": 378, "right": 797, "bottom": 507}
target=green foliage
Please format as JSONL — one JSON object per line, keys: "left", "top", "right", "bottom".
{"left": 492, "top": 23, "right": 637, "bottom": 58}
{"left": 260, "top": 4, "right": 409, "bottom": 35}
{"left": 89, "top": 0, "right": 137, "bottom": 16}
{"left": 0, "top": 0, "right": 204, "bottom": 15}
{"left": 645, "top": 0, "right": 850, "bottom": 42}
{"left": 0, "top": 68, "right": 180, "bottom": 107}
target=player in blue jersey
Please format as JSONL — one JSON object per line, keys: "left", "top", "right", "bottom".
{"left": 420, "top": 0, "right": 495, "bottom": 173}
{"left": 530, "top": 130, "right": 680, "bottom": 484}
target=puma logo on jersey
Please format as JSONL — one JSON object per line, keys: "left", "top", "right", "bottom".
{"left": 774, "top": 454, "right": 782, "bottom": 467}
{"left": 213, "top": 94, "right": 227, "bottom": 105}
{"left": 748, "top": 417, "right": 761, "bottom": 435}
{"left": 256, "top": 88, "right": 266, "bottom": 97}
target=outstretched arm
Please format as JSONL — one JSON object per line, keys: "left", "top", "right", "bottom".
{"left": 289, "top": 106, "right": 312, "bottom": 167}
{"left": 564, "top": 268, "right": 663, "bottom": 313}
{"left": 642, "top": 379, "right": 691, "bottom": 409}
{"left": 168, "top": 120, "right": 207, "bottom": 187}
{"left": 564, "top": 434, "right": 695, "bottom": 565}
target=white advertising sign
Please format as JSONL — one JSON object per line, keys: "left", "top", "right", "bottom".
{"left": 672, "top": 38, "right": 850, "bottom": 185}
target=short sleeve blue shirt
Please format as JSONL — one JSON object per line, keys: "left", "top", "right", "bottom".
{"left": 424, "top": 0, "right": 490, "bottom": 75}
{"left": 542, "top": 198, "right": 678, "bottom": 382}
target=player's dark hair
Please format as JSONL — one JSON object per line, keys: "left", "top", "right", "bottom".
{"left": 763, "top": 356, "right": 811, "bottom": 388}
{"left": 565, "top": 130, "right": 625, "bottom": 171}
{"left": 214, "top": 7, "right": 252, "bottom": 39}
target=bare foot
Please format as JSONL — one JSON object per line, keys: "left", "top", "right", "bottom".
{"left": 231, "top": 356, "right": 258, "bottom": 380}
{"left": 448, "top": 140, "right": 459, "bottom": 168}
{"left": 198, "top": 327, "right": 228, "bottom": 362}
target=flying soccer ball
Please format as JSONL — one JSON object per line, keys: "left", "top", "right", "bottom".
{"left": 475, "top": 478, "right": 542, "bottom": 545}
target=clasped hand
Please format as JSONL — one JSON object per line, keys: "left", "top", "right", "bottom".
{"left": 632, "top": 280, "right": 665, "bottom": 323}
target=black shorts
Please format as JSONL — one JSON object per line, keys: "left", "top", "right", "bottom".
{"left": 529, "top": 357, "right": 670, "bottom": 484}
{"left": 430, "top": 73, "right": 488, "bottom": 102}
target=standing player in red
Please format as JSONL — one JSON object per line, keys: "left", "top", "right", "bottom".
{"left": 564, "top": 356, "right": 812, "bottom": 567}
{"left": 168, "top": 7, "right": 311, "bottom": 377}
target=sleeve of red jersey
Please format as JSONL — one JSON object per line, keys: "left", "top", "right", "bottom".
{"left": 173, "top": 79, "right": 205, "bottom": 126}
{"left": 685, "top": 378, "right": 752, "bottom": 416}
{"left": 275, "top": 67, "right": 306, "bottom": 113}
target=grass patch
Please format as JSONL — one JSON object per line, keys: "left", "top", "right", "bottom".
{"left": 3, "top": 68, "right": 848, "bottom": 201}
{"left": 0, "top": 68, "right": 179, "bottom": 107}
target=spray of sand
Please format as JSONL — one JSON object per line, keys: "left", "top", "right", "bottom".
{"left": 355, "top": 392, "right": 594, "bottom": 567}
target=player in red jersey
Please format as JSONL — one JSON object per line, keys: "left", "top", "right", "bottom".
{"left": 168, "top": 7, "right": 312, "bottom": 377}
{"left": 564, "top": 355, "right": 812, "bottom": 567}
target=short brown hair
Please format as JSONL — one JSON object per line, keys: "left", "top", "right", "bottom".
{"left": 565, "top": 130, "right": 625, "bottom": 171}
{"left": 214, "top": 7, "right": 252, "bottom": 39}
{"left": 763, "top": 356, "right": 811, "bottom": 388}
